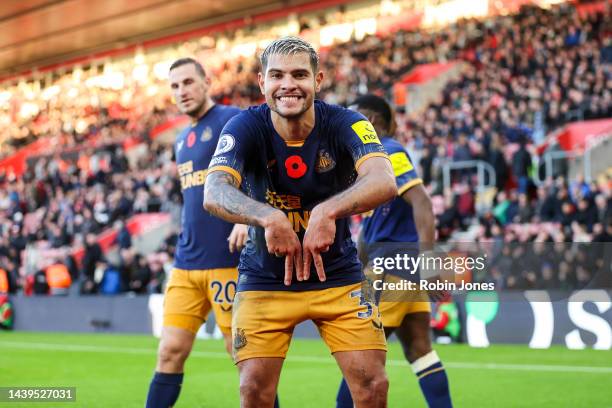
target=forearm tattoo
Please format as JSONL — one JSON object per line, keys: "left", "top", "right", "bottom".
{"left": 205, "top": 171, "right": 276, "bottom": 225}
{"left": 325, "top": 175, "right": 369, "bottom": 218}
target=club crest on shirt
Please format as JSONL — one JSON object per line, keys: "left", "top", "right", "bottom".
{"left": 315, "top": 149, "right": 336, "bottom": 173}
{"left": 201, "top": 126, "right": 213, "bottom": 142}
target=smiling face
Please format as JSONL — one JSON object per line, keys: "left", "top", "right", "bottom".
{"left": 258, "top": 52, "right": 323, "bottom": 120}
{"left": 169, "top": 63, "right": 210, "bottom": 118}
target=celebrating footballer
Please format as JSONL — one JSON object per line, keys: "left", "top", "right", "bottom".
{"left": 205, "top": 37, "right": 397, "bottom": 408}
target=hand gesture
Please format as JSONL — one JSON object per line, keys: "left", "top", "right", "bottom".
{"left": 262, "top": 210, "right": 303, "bottom": 286}
{"left": 302, "top": 204, "right": 336, "bottom": 282}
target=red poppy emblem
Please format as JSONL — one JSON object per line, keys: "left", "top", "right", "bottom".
{"left": 187, "top": 131, "right": 196, "bottom": 148}
{"left": 285, "top": 155, "right": 307, "bottom": 178}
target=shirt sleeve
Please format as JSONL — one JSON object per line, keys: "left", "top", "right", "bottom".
{"left": 334, "top": 109, "right": 388, "bottom": 171}
{"left": 207, "top": 111, "right": 254, "bottom": 187}
{"left": 387, "top": 145, "right": 422, "bottom": 195}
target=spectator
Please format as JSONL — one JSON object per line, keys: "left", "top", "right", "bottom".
{"left": 487, "top": 133, "right": 509, "bottom": 190}
{"left": 80, "top": 233, "right": 104, "bottom": 294}
{"left": 116, "top": 219, "right": 132, "bottom": 250}
{"left": 515, "top": 193, "right": 534, "bottom": 223}
{"left": 594, "top": 194, "right": 611, "bottom": 225}
{"left": 128, "top": 254, "right": 152, "bottom": 294}
{"left": 512, "top": 140, "right": 532, "bottom": 193}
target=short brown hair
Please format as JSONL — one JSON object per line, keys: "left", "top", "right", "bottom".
{"left": 260, "top": 36, "right": 319, "bottom": 73}
{"left": 169, "top": 57, "right": 206, "bottom": 78}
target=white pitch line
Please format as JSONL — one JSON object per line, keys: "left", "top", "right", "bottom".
{"left": 1, "top": 341, "right": 611, "bottom": 374}
{"left": 434, "top": 361, "right": 612, "bottom": 374}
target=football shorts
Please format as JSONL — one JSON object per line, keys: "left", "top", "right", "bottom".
{"left": 163, "top": 267, "right": 238, "bottom": 335}
{"left": 365, "top": 269, "right": 431, "bottom": 328}
{"left": 231, "top": 282, "right": 387, "bottom": 363}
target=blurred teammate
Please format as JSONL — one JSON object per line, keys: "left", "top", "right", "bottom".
{"left": 145, "top": 58, "right": 247, "bottom": 408}
{"left": 336, "top": 94, "right": 453, "bottom": 408}
{"left": 204, "top": 37, "right": 397, "bottom": 408}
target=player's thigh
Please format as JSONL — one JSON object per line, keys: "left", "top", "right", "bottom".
{"left": 163, "top": 268, "right": 211, "bottom": 334}
{"left": 231, "top": 290, "right": 306, "bottom": 363}
{"left": 311, "top": 283, "right": 387, "bottom": 354}
{"left": 206, "top": 267, "right": 238, "bottom": 335}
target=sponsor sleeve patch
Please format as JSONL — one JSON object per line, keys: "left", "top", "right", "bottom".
{"left": 214, "top": 134, "right": 236, "bottom": 155}
{"left": 389, "top": 151, "right": 414, "bottom": 176}
{"left": 351, "top": 120, "right": 381, "bottom": 145}
{"left": 209, "top": 156, "right": 228, "bottom": 167}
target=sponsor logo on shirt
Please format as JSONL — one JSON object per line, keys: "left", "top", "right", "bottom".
{"left": 210, "top": 156, "right": 228, "bottom": 167}
{"left": 389, "top": 152, "right": 414, "bottom": 176}
{"left": 177, "top": 160, "right": 207, "bottom": 190}
{"left": 351, "top": 120, "right": 381, "bottom": 145}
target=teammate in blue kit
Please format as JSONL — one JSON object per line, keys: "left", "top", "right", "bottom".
{"left": 145, "top": 58, "right": 248, "bottom": 408}
{"left": 336, "top": 94, "right": 453, "bottom": 408}
{"left": 204, "top": 37, "right": 397, "bottom": 408}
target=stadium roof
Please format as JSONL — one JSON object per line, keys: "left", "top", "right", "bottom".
{"left": 0, "top": 0, "right": 323, "bottom": 79}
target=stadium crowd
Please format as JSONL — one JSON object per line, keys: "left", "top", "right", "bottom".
{"left": 0, "top": 2, "right": 610, "bottom": 295}
{"left": 0, "top": 139, "right": 181, "bottom": 295}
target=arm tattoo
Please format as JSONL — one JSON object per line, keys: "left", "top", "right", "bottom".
{"left": 319, "top": 166, "right": 393, "bottom": 219}
{"left": 325, "top": 176, "right": 368, "bottom": 218}
{"left": 205, "top": 171, "right": 276, "bottom": 226}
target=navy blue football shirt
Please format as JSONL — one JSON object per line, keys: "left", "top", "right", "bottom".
{"left": 174, "top": 104, "right": 241, "bottom": 270}
{"left": 207, "top": 100, "right": 388, "bottom": 291}
{"left": 361, "top": 136, "right": 422, "bottom": 245}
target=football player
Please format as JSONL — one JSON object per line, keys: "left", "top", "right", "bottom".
{"left": 204, "top": 37, "right": 397, "bottom": 408}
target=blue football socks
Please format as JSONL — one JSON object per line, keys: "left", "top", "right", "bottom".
{"left": 146, "top": 372, "right": 183, "bottom": 408}
{"left": 412, "top": 351, "right": 452, "bottom": 408}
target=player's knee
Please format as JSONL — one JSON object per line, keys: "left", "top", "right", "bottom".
{"left": 351, "top": 371, "right": 388, "bottom": 405}
{"left": 239, "top": 377, "right": 275, "bottom": 406}
{"left": 371, "top": 372, "right": 389, "bottom": 399}
{"left": 158, "top": 339, "right": 191, "bottom": 367}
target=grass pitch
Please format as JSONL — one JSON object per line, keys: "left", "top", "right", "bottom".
{"left": 1, "top": 331, "right": 610, "bottom": 407}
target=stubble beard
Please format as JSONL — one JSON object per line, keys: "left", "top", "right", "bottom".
{"left": 269, "top": 95, "right": 311, "bottom": 120}
{"left": 181, "top": 97, "right": 207, "bottom": 119}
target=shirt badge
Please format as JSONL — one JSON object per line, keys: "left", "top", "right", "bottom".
{"left": 201, "top": 127, "right": 213, "bottom": 142}
{"left": 315, "top": 149, "right": 336, "bottom": 173}
{"left": 187, "top": 131, "right": 196, "bottom": 148}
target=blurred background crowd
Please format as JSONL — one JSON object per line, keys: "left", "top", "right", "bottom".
{"left": 0, "top": 0, "right": 610, "bottom": 296}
